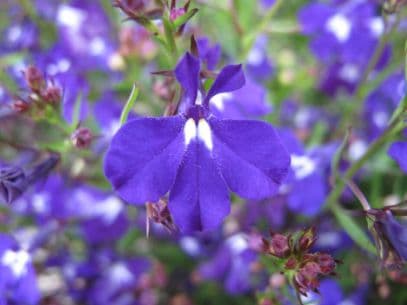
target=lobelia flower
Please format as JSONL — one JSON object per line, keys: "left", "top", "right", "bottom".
{"left": 277, "top": 128, "right": 330, "bottom": 216}
{"left": 196, "top": 37, "right": 221, "bottom": 71}
{"left": 104, "top": 52, "right": 290, "bottom": 232}
{"left": 364, "top": 72, "right": 406, "bottom": 140}
{"left": 0, "top": 234, "right": 40, "bottom": 305}
{"left": 298, "top": 0, "right": 391, "bottom": 96}
{"left": 197, "top": 233, "right": 259, "bottom": 294}
{"left": 246, "top": 36, "right": 274, "bottom": 82}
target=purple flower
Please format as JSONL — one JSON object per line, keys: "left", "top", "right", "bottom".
{"left": 197, "top": 37, "right": 221, "bottom": 71}
{"left": 0, "top": 234, "right": 40, "bottom": 305}
{"left": 197, "top": 234, "right": 258, "bottom": 294}
{"left": 364, "top": 72, "right": 406, "bottom": 139}
{"left": 277, "top": 129, "right": 329, "bottom": 216}
{"left": 105, "top": 52, "right": 290, "bottom": 232}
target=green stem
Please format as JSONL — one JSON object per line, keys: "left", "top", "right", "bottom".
{"left": 240, "top": 0, "right": 284, "bottom": 61}
{"left": 357, "top": 13, "right": 402, "bottom": 91}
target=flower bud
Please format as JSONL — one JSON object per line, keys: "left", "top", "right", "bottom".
{"left": 24, "top": 65, "right": 45, "bottom": 93}
{"left": 315, "top": 253, "right": 336, "bottom": 275}
{"left": 170, "top": 8, "right": 186, "bottom": 21}
{"left": 11, "top": 99, "right": 30, "bottom": 113}
{"left": 42, "top": 85, "right": 61, "bottom": 105}
{"left": 0, "top": 166, "right": 27, "bottom": 204}
{"left": 298, "top": 227, "right": 316, "bottom": 252}
{"left": 71, "top": 127, "right": 93, "bottom": 149}
{"left": 269, "top": 233, "right": 290, "bottom": 258}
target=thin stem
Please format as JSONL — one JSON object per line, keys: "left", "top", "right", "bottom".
{"left": 357, "top": 13, "right": 402, "bottom": 91}
{"left": 240, "top": 0, "right": 284, "bottom": 61}
{"left": 345, "top": 179, "right": 371, "bottom": 211}
{"left": 327, "top": 115, "right": 405, "bottom": 209}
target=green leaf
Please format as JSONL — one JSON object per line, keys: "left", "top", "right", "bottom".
{"left": 120, "top": 84, "right": 139, "bottom": 125}
{"left": 172, "top": 8, "right": 199, "bottom": 28}
{"left": 332, "top": 204, "right": 376, "bottom": 254}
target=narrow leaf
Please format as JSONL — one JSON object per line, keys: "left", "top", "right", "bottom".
{"left": 120, "top": 84, "right": 139, "bottom": 125}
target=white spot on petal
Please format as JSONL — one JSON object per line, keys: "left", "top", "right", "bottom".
{"left": 180, "top": 237, "right": 200, "bottom": 256}
{"left": 291, "top": 154, "right": 316, "bottom": 179}
{"left": 109, "top": 263, "right": 133, "bottom": 285}
{"left": 197, "top": 119, "right": 213, "bottom": 151}
{"left": 348, "top": 140, "right": 368, "bottom": 161}
{"left": 210, "top": 92, "right": 233, "bottom": 111}
{"left": 89, "top": 37, "right": 106, "bottom": 56}
{"left": 183, "top": 118, "right": 197, "bottom": 147}
{"left": 227, "top": 234, "right": 248, "bottom": 255}
{"left": 373, "top": 111, "right": 389, "bottom": 128}
{"left": 369, "top": 17, "right": 384, "bottom": 37}
{"left": 195, "top": 91, "right": 203, "bottom": 106}
{"left": 247, "top": 48, "right": 264, "bottom": 65}
{"left": 326, "top": 14, "right": 352, "bottom": 42}
{"left": 1, "top": 250, "right": 31, "bottom": 278}
{"left": 57, "top": 5, "right": 85, "bottom": 29}
{"left": 7, "top": 26, "right": 22, "bottom": 43}
{"left": 339, "top": 64, "right": 360, "bottom": 82}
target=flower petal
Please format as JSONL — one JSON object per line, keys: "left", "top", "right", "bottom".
{"left": 210, "top": 119, "right": 290, "bottom": 199}
{"left": 104, "top": 116, "right": 186, "bottom": 204}
{"left": 175, "top": 52, "right": 201, "bottom": 106}
{"left": 169, "top": 141, "right": 230, "bottom": 232}
{"left": 388, "top": 141, "right": 407, "bottom": 173}
{"left": 205, "top": 64, "right": 245, "bottom": 104}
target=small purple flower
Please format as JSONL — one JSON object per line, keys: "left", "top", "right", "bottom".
{"left": 197, "top": 234, "right": 258, "bottom": 294}
{"left": 0, "top": 234, "right": 40, "bottom": 305}
{"left": 197, "top": 37, "right": 221, "bottom": 71}
{"left": 105, "top": 52, "right": 290, "bottom": 232}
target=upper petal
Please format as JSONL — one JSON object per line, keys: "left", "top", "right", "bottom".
{"left": 205, "top": 64, "right": 245, "bottom": 104}
{"left": 104, "top": 116, "right": 186, "bottom": 204}
{"left": 169, "top": 140, "right": 230, "bottom": 232}
{"left": 175, "top": 52, "right": 201, "bottom": 106}
{"left": 210, "top": 118, "right": 290, "bottom": 199}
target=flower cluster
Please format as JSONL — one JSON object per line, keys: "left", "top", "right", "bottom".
{"left": 262, "top": 228, "right": 338, "bottom": 297}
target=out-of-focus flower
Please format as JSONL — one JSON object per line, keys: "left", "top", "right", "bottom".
{"left": 197, "top": 233, "right": 259, "bottom": 294}
{"left": 1, "top": 155, "right": 59, "bottom": 204}
{"left": 0, "top": 234, "right": 40, "bottom": 305}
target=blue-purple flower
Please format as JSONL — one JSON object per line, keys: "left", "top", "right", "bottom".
{"left": 104, "top": 52, "right": 290, "bottom": 232}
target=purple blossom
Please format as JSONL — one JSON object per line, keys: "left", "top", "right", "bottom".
{"left": 197, "top": 37, "right": 221, "bottom": 71}
{"left": 0, "top": 234, "right": 40, "bottom": 305}
{"left": 104, "top": 52, "right": 290, "bottom": 232}
{"left": 197, "top": 234, "right": 258, "bottom": 294}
